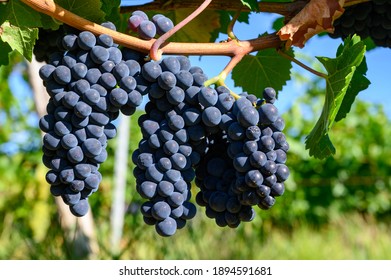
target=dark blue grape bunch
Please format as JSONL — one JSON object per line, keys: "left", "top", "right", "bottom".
{"left": 194, "top": 133, "right": 256, "bottom": 228}
{"left": 329, "top": 0, "right": 391, "bottom": 48}
{"left": 128, "top": 10, "right": 174, "bottom": 40}
{"left": 224, "top": 87, "right": 289, "bottom": 210}
{"left": 194, "top": 86, "right": 289, "bottom": 227}
{"left": 132, "top": 55, "right": 226, "bottom": 236}
{"left": 39, "top": 22, "right": 146, "bottom": 217}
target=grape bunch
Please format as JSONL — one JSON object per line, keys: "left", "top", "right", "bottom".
{"left": 33, "top": 26, "right": 66, "bottom": 63}
{"left": 128, "top": 10, "right": 174, "bottom": 40}
{"left": 194, "top": 88, "right": 289, "bottom": 228}
{"left": 130, "top": 54, "right": 289, "bottom": 235}
{"left": 35, "top": 10, "right": 290, "bottom": 237}
{"left": 38, "top": 22, "right": 147, "bottom": 216}
{"left": 194, "top": 133, "right": 257, "bottom": 228}
{"left": 131, "top": 56, "right": 220, "bottom": 236}
{"left": 329, "top": 0, "right": 391, "bottom": 48}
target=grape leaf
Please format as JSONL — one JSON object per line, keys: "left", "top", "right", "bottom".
{"left": 0, "top": 0, "right": 59, "bottom": 64}
{"left": 335, "top": 53, "right": 370, "bottom": 122}
{"left": 305, "top": 35, "right": 366, "bottom": 159}
{"left": 54, "top": 0, "right": 105, "bottom": 23}
{"left": 240, "top": 0, "right": 259, "bottom": 11}
{"left": 100, "top": 0, "right": 121, "bottom": 27}
{"left": 1, "top": 21, "right": 38, "bottom": 62}
{"left": 231, "top": 47, "right": 293, "bottom": 97}
{"left": 278, "top": 0, "right": 345, "bottom": 48}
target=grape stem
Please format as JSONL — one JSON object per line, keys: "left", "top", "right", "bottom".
{"left": 227, "top": 7, "right": 243, "bottom": 40}
{"left": 277, "top": 49, "right": 328, "bottom": 79}
{"left": 20, "top": 0, "right": 282, "bottom": 57}
{"left": 204, "top": 51, "right": 246, "bottom": 100}
{"left": 150, "top": 0, "right": 212, "bottom": 61}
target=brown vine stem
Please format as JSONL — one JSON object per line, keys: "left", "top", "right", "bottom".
{"left": 277, "top": 49, "right": 328, "bottom": 79}
{"left": 150, "top": 0, "right": 212, "bottom": 61}
{"left": 120, "top": 0, "right": 370, "bottom": 14}
{"left": 120, "top": 0, "right": 308, "bottom": 16}
{"left": 20, "top": 0, "right": 283, "bottom": 57}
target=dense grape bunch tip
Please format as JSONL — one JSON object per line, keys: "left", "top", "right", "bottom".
{"left": 37, "top": 21, "right": 147, "bottom": 217}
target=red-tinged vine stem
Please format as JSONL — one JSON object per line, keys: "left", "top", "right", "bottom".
{"left": 20, "top": 0, "right": 283, "bottom": 58}
{"left": 150, "top": 0, "right": 212, "bottom": 61}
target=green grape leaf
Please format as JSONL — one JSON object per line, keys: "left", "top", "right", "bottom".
{"left": 0, "top": 0, "right": 60, "bottom": 63}
{"left": 305, "top": 35, "right": 366, "bottom": 159}
{"left": 54, "top": 0, "right": 105, "bottom": 23}
{"left": 100, "top": 0, "right": 121, "bottom": 27}
{"left": 241, "top": 0, "right": 259, "bottom": 11}
{"left": 1, "top": 21, "right": 38, "bottom": 62}
{"left": 231, "top": 47, "right": 293, "bottom": 97}
{"left": 335, "top": 56, "right": 370, "bottom": 122}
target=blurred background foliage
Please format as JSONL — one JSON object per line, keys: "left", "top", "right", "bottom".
{"left": 1, "top": 50, "right": 391, "bottom": 260}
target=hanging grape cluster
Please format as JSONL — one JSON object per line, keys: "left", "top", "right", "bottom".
{"left": 35, "top": 11, "right": 290, "bottom": 237}
{"left": 330, "top": 0, "right": 391, "bottom": 48}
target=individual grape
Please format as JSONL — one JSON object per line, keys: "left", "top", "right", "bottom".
{"left": 128, "top": 14, "right": 144, "bottom": 32}
{"left": 138, "top": 20, "right": 157, "bottom": 40}
{"left": 198, "top": 87, "right": 218, "bottom": 107}
{"left": 67, "top": 146, "right": 84, "bottom": 163}
{"left": 99, "top": 72, "right": 117, "bottom": 89}
{"left": 74, "top": 101, "right": 92, "bottom": 118}
{"left": 62, "top": 34, "right": 78, "bottom": 51}
{"left": 71, "top": 63, "right": 88, "bottom": 79}
{"left": 237, "top": 105, "right": 259, "bottom": 127}
{"left": 109, "top": 88, "right": 128, "bottom": 107}
{"left": 82, "top": 138, "right": 102, "bottom": 157}
{"left": 77, "top": 31, "right": 96, "bottom": 50}
{"left": 155, "top": 217, "right": 177, "bottom": 237}
{"left": 108, "top": 47, "right": 122, "bottom": 64}
{"left": 202, "top": 106, "right": 222, "bottom": 127}
{"left": 167, "top": 86, "right": 185, "bottom": 105}
{"left": 263, "top": 87, "right": 277, "bottom": 103}
{"left": 175, "top": 70, "right": 194, "bottom": 89}
{"left": 70, "top": 199, "right": 89, "bottom": 217}
{"left": 90, "top": 46, "right": 109, "bottom": 64}
{"left": 157, "top": 181, "right": 174, "bottom": 197}
{"left": 155, "top": 16, "right": 174, "bottom": 35}
{"left": 151, "top": 201, "right": 171, "bottom": 220}
{"left": 82, "top": 88, "right": 100, "bottom": 105}
{"left": 138, "top": 181, "right": 157, "bottom": 199}
{"left": 39, "top": 64, "right": 56, "bottom": 81}
{"left": 120, "top": 76, "right": 137, "bottom": 92}
{"left": 158, "top": 71, "right": 177, "bottom": 90}
{"left": 85, "top": 68, "right": 102, "bottom": 84}
{"left": 97, "top": 34, "right": 114, "bottom": 48}
{"left": 53, "top": 66, "right": 71, "bottom": 85}
{"left": 142, "top": 61, "right": 162, "bottom": 82}
{"left": 132, "top": 10, "right": 149, "bottom": 21}
{"left": 61, "top": 133, "right": 78, "bottom": 149}
{"left": 160, "top": 56, "right": 181, "bottom": 74}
